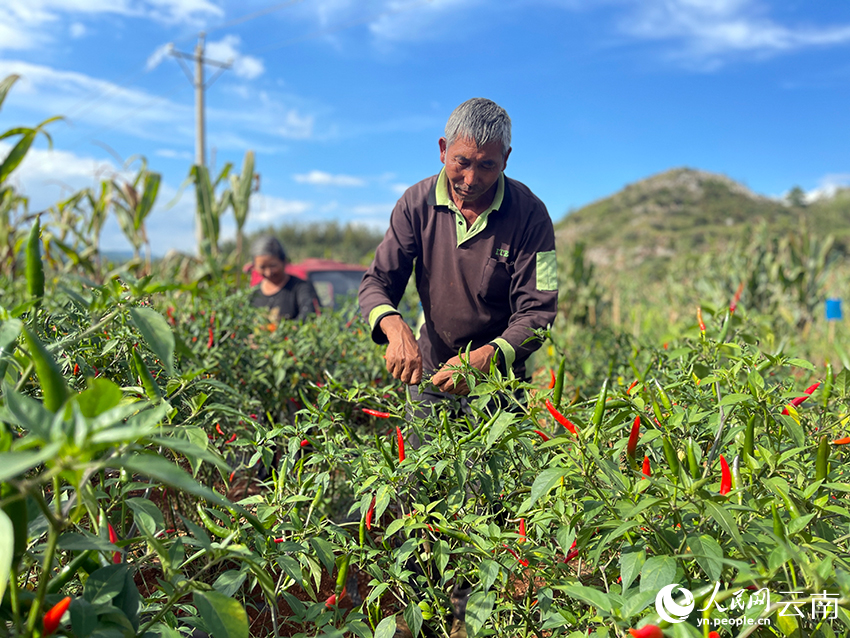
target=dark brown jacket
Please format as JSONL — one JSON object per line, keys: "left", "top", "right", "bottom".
{"left": 359, "top": 172, "right": 558, "bottom": 376}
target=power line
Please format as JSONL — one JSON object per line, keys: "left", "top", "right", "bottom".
{"left": 205, "top": 0, "right": 307, "bottom": 35}
{"left": 60, "top": 1, "right": 308, "bottom": 128}
{"left": 66, "top": 79, "right": 190, "bottom": 152}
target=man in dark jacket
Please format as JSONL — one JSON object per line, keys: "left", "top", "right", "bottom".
{"left": 359, "top": 97, "right": 558, "bottom": 398}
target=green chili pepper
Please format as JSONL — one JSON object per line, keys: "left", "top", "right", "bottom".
{"left": 662, "top": 437, "right": 679, "bottom": 478}
{"left": 743, "top": 413, "right": 756, "bottom": 460}
{"left": 375, "top": 432, "right": 394, "bottom": 467}
{"left": 780, "top": 491, "right": 801, "bottom": 520}
{"left": 654, "top": 380, "right": 673, "bottom": 412}
{"left": 335, "top": 555, "right": 350, "bottom": 596}
{"left": 686, "top": 438, "right": 700, "bottom": 479}
{"left": 592, "top": 379, "right": 608, "bottom": 428}
{"left": 359, "top": 511, "right": 367, "bottom": 548}
{"left": 1, "top": 483, "right": 27, "bottom": 570}
{"left": 132, "top": 349, "right": 162, "bottom": 402}
{"left": 21, "top": 326, "right": 69, "bottom": 413}
{"left": 441, "top": 410, "right": 455, "bottom": 442}
{"left": 196, "top": 503, "right": 231, "bottom": 538}
{"left": 771, "top": 502, "right": 785, "bottom": 540}
{"left": 458, "top": 411, "right": 499, "bottom": 445}
{"left": 816, "top": 435, "right": 829, "bottom": 483}
{"left": 823, "top": 362, "right": 833, "bottom": 409}
{"left": 46, "top": 550, "right": 94, "bottom": 594}
{"left": 25, "top": 218, "right": 44, "bottom": 306}
{"left": 650, "top": 396, "right": 664, "bottom": 424}
{"left": 435, "top": 525, "right": 472, "bottom": 544}
{"left": 717, "top": 309, "right": 732, "bottom": 343}
{"left": 553, "top": 356, "right": 566, "bottom": 408}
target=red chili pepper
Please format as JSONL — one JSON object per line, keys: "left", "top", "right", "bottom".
{"left": 300, "top": 439, "right": 310, "bottom": 448}
{"left": 395, "top": 426, "right": 405, "bottom": 463}
{"left": 533, "top": 429, "right": 550, "bottom": 442}
{"left": 709, "top": 632, "right": 720, "bottom": 638}
{"left": 216, "top": 423, "right": 225, "bottom": 436}
{"left": 627, "top": 416, "right": 640, "bottom": 462}
{"left": 518, "top": 518, "right": 526, "bottom": 543}
{"left": 548, "top": 369, "right": 556, "bottom": 389}
{"left": 362, "top": 408, "right": 391, "bottom": 418}
{"left": 229, "top": 470, "right": 236, "bottom": 482}
{"left": 107, "top": 523, "right": 121, "bottom": 564}
{"left": 781, "top": 382, "right": 820, "bottom": 414}
{"left": 719, "top": 455, "right": 732, "bottom": 495}
{"left": 564, "top": 548, "right": 580, "bottom": 562}
{"left": 832, "top": 436, "right": 850, "bottom": 445}
{"left": 225, "top": 433, "right": 237, "bottom": 444}
{"left": 365, "top": 496, "right": 376, "bottom": 531}
{"left": 503, "top": 545, "right": 529, "bottom": 567}
{"left": 545, "top": 399, "right": 577, "bottom": 434}
{"left": 273, "top": 538, "right": 285, "bottom": 543}
{"left": 730, "top": 282, "right": 744, "bottom": 314}
{"left": 641, "top": 455, "right": 651, "bottom": 478}
{"left": 207, "top": 327, "right": 214, "bottom": 349}
{"left": 166, "top": 306, "right": 175, "bottom": 325}
{"left": 426, "top": 523, "right": 435, "bottom": 533}
{"left": 629, "top": 625, "right": 663, "bottom": 638}
{"left": 42, "top": 596, "right": 72, "bottom": 636}
{"left": 627, "top": 379, "right": 639, "bottom": 395}
{"left": 72, "top": 363, "right": 79, "bottom": 376}
{"left": 697, "top": 307, "right": 706, "bottom": 333}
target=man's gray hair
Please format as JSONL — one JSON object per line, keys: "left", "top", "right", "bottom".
{"left": 444, "top": 98, "right": 511, "bottom": 156}
{"left": 251, "top": 235, "right": 287, "bottom": 262}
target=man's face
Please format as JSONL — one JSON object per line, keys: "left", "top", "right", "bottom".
{"left": 439, "top": 137, "right": 511, "bottom": 205}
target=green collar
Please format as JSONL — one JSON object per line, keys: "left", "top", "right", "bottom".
{"left": 436, "top": 168, "right": 505, "bottom": 247}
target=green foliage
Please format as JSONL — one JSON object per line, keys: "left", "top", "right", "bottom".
{"left": 230, "top": 221, "right": 386, "bottom": 266}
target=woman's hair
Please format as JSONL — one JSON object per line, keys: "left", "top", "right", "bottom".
{"left": 251, "top": 235, "right": 287, "bottom": 262}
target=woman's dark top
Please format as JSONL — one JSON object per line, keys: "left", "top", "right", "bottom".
{"left": 251, "top": 276, "right": 320, "bottom": 321}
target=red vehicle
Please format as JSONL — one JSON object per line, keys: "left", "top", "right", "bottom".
{"left": 246, "top": 258, "right": 367, "bottom": 309}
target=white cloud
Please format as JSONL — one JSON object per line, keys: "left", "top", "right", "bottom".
{"left": 205, "top": 35, "right": 265, "bottom": 80}
{"left": 293, "top": 170, "right": 366, "bottom": 187}
{"left": 350, "top": 203, "right": 393, "bottom": 216}
{"left": 69, "top": 22, "right": 86, "bottom": 38}
{"left": 155, "top": 148, "right": 193, "bottom": 160}
{"left": 249, "top": 194, "right": 312, "bottom": 224}
{"left": 618, "top": 0, "right": 850, "bottom": 67}
{"left": 0, "top": 0, "right": 222, "bottom": 52}
{"left": 803, "top": 173, "right": 850, "bottom": 202}
{"left": 0, "top": 60, "right": 191, "bottom": 141}
{"left": 146, "top": 42, "right": 174, "bottom": 71}
{"left": 389, "top": 183, "right": 409, "bottom": 195}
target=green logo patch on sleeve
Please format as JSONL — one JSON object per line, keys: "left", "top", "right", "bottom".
{"left": 536, "top": 250, "right": 558, "bottom": 291}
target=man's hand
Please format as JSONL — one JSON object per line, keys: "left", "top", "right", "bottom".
{"left": 380, "top": 314, "right": 423, "bottom": 384}
{"left": 432, "top": 344, "right": 496, "bottom": 396}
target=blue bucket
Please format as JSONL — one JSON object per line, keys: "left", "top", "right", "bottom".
{"left": 826, "top": 298, "right": 843, "bottom": 321}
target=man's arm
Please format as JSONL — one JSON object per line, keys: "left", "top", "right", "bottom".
{"left": 359, "top": 195, "right": 423, "bottom": 384}
{"left": 491, "top": 214, "right": 558, "bottom": 370}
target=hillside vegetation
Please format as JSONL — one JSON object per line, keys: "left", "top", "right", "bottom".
{"left": 555, "top": 167, "right": 850, "bottom": 273}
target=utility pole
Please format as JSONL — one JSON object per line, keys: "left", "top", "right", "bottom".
{"left": 169, "top": 33, "right": 232, "bottom": 167}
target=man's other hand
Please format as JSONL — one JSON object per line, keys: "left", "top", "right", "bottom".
{"left": 432, "top": 344, "right": 496, "bottom": 396}
{"left": 380, "top": 314, "right": 423, "bottom": 384}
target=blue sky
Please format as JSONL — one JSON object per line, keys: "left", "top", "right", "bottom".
{"left": 2, "top": 0, "right": 850, "bottom": 255}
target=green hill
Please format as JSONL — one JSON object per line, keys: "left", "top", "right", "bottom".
{"left": 555, "top": 167, "right": 850, "bottom": 272}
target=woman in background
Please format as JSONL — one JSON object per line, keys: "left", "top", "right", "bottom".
{"left": 250, "top": 236, "right": 320, "bottom": 321}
